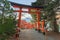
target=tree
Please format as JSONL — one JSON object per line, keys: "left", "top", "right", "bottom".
{"left": 32, "top": 0, "right": 60, "bottom": 19}
{"left": 31, "top": 13, "right": 37, "bottom": 22}
{"left": 32, "top": 0, "right": 47, "bottom": 21}
{"left": 32, "top": 0, "right": 60, "bottom": 20}
{"left": 32, "top": 0, "right": 60, "bottom": 32}
{"left": 0, "top": 0, "right": 17, "bottom": 40}
{"left": 32, "top": 0, "right": 45, "bottom": 6}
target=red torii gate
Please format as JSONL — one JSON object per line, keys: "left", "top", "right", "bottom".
{"left": 10, "top": 2, "right": 43, "bottom": 28}
{"left": 10, "top": 2, "right": 45, "bottom": 32}
{"left": 9, "top": 2, "right": 46, "bottom": 40}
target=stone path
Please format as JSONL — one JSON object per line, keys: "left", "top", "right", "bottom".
{"left": 19, "top": 29, "right": 56, "bottom": 40}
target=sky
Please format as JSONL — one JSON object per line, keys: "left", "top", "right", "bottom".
{"left": 9, "top": 0, "right": 36, "bottom": 5}
{"left": 21, "top": 13, "right": 32, "bottom": 22}
{"left": 9, "top": 0, "right": 36, "bottom": 22}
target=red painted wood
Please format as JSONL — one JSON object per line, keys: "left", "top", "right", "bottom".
{"left": 12, "top": 4, "right": 45, "bottom": 40}
{"left": 18, "top": 8, "right": 22, "bottom": 28}
{"left": 13, "top": 5, "right": 20, "bottom": 8}
{"left": 36, "top": 11, "right": 40, "bottom": 30}
{"left": 14, "top": 10, "right": 40, "bottom": 13}
{"left": 41, "top": 20, "right": 45, "bottom": 32}
{"left": 13, "top": 5, "right": 45, "bottom": 31}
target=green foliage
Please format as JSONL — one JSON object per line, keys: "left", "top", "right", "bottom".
{"left": 31, "top": 14, "right": 37, "bottom": 21}
{"left": 32, "top": 0, "right": 60, "bottom": 20}
{"left": 0, "top": 17, "right": 17, "bottom": 39}
{"left": 32, "top": 0, "right": 45, "bottom": 6}
{"left": 40, "top": 13, "right": 47, "bottom": 20}
{"left": 0, "top": 0, "right": 17, "bottom": 40}
{"left": 32, "top": 0, "right": 60, "bottom": 32}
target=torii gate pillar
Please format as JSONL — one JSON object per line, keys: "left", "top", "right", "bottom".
{"left": 18, "top": 7, "right": 22, "bottom": 28}
{"left": 36, "top": 10, "right": 40, "bottom": 30}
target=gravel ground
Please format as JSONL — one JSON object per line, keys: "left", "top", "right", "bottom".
{"left": 8, "top": 29, "right": 60, "bottom": 40}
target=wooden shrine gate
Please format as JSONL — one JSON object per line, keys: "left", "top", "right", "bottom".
{"left": 10, "top": 2, "right": 45, "bottom": 34}
{"left": 10, "top": 2, "right": 44, "bottom": 32}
